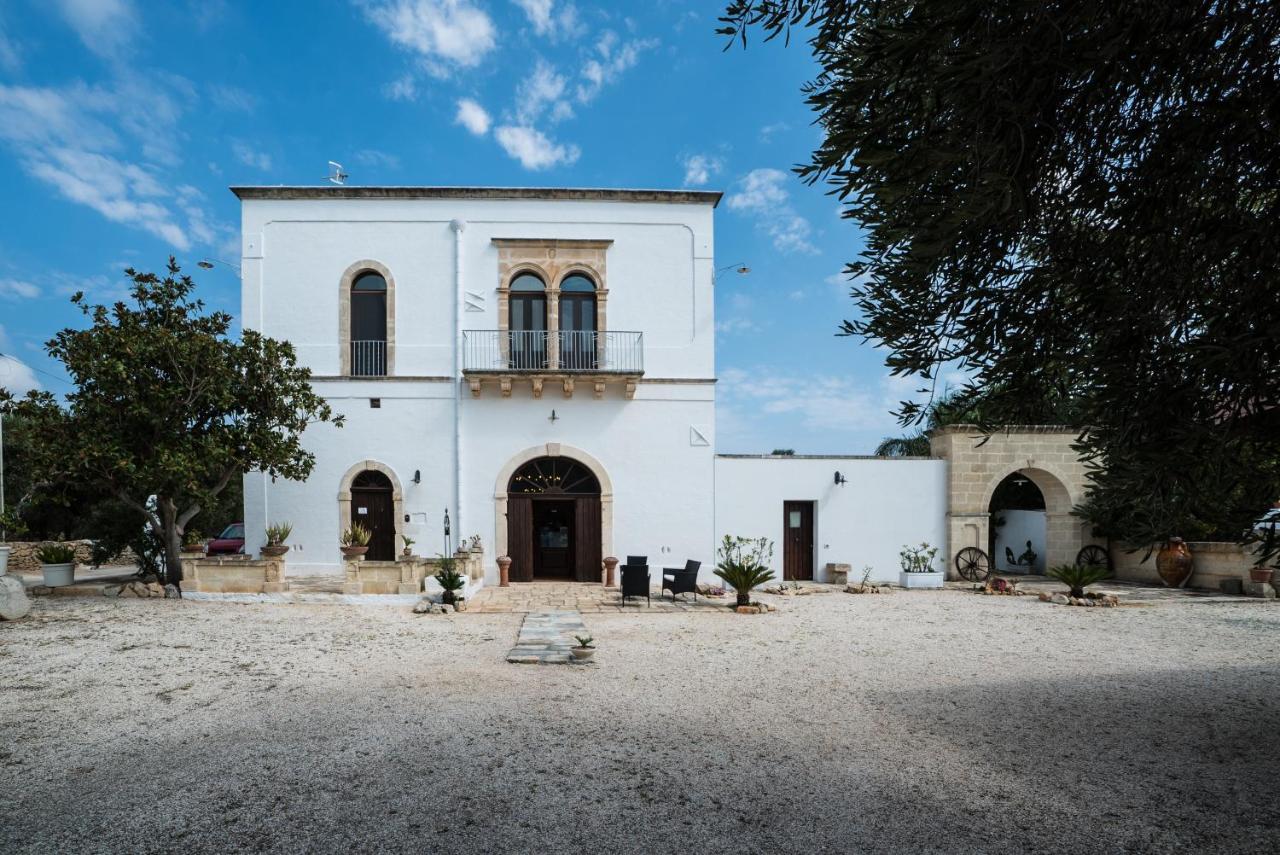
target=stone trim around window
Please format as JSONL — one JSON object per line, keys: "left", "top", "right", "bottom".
{"left": 338, "top": 259, "right": 396, "bottom": 376}
{"left": 492, "top": 239, "right": 612, "bottom": 366}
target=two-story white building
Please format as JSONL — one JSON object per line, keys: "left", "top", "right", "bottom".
{"left": 235, "top": 185, "right": 974, "bottom": 588}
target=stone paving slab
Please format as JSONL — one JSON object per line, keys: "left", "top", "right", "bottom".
{"left": 506, "top": 610, "right": 589, "bottom": 665}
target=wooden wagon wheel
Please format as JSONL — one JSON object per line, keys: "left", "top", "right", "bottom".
{"left": 1074, "top": 544, "right": 1112, "bottom": 572}
{"left": 954, "top": 547, "right": 990, "bottom": 582}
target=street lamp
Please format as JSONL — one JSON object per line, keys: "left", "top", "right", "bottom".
{"left": 197, "top": 258, "right": 241, "bottom": 274}
{"left": 715, "top": 262, "right": 751, "bottom": 280}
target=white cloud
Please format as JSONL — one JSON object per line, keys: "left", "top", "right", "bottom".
{"left": 232, "top": 142, "right": 272, "bottom": 172}
{"left": 353, "top": 149, "right": 401, "bottom": 169}
{"left": 515, "top": 60, "right": 573, "bottom": 125}
{"left": 0, "top": 279, "right": 39, "bottom": 299}
{"left": 0, "top": 326, "right": 39, "bottom": 396}
{"left": 454, "top": 98, "right": 491, "bottom": 135}
{"left": 0, "top": 13, "right": 22, "bottom": 71}
{"left": 385, "top": 74, "right": 418, "bottom": 101}
{"left": 208, "top": 84, "right": 257, "bottom": 112}
{"left": 54, "top": 0, "right": 138, "bottom": 59}
{"left": 759, "top": 121, "right": 788, "bottom": 143}
{"left": 494, "top": 125, "right": 579, "bottom": 170}
{"left": 511, "top": 0, "right": 585, "bottom": 40}
{"left": 726, "top": 168, "right": 818, "bottom": 254}
{"left": 718, "top": 367, "right": 910, "bottom": 433}
{"left": 681, "top": 153, "right": 722, "bottom": 187}
{"left": 0, "top": 80, "right": 222, "bottom": 251}
{"left": 576, "top": 31, "right": 657, "bottom": 103}
{"left": 360, "top": 0, "right": 497, "bottom": 75}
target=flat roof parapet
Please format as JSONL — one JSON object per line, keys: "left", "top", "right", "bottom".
{"left": 230, "top": 186, "right": 722, "bottom": 206}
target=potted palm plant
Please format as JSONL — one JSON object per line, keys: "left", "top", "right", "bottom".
{"left": 714, "top": 534, "right": 776, "bottom": 609}
{"left": 401, "top": 535, "right": 415, "bottom": 557}
{"left": 571, "top": 635, "right": 596, "bottom": 662}
{"left": 261, "top": 522, "right": 292, "bottom": 557}
{"left": 37, "top": 543, "right": 77, "bottom": 587}
{"left": 340, "top": 523, "right": 371, "bottom": 559}
{"left": 434, "top": 555, "right": 466, "bottom": 605}
{"left": 1046, "top": 562, "right": 1112, "bottom": 599}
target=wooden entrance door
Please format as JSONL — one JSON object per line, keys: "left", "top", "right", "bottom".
{"left": 783, "top": 501, "right": 814, "bottom": 581}
{"left": 533, "top": 499, "right": 574, "bottom": 578}
{"left": 352, "top": 485, "right": 395, "bottom": 561}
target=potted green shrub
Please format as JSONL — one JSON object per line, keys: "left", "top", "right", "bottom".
{"left": 434, "top": 555, "right": 466, "bottom": 605}
{"left": 261, "top": 522, "right": 292, "bottom": 557}
{"left": 0, "top": 509, "right": 25, "bottom": 577}
{"left": 571, "top": 635, "right": 596, "bottom": 662}
{"left": 340, "top": 523, "right": 371, "bottom": 559}
{"left": 181, "top": 530, "right": 206, "bottom": 555}
{"left": 401, "top": 535, "right": 415, "bottom": 557}
{"left": 36, "top": 543, "right": 77, "bottom": 587}
{"left": 714, "top": 535, "right": 776, "bottom": 608}
{"left": 898, "top": 543, "right": 944, "bottom": 589}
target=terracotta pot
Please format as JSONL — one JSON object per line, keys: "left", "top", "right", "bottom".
{"left": 1248, "top": 566, "right": 1272, "bottom": 584}
{"left": 603, "top": 556, "right": 619, "bottom": 587}
{"left": 261, "top": 544, "right": 289, "bottom": 558}
{"left": 1155, "top": 538, "right": 1193, "bottom": 588}
{"left": 340, "top": 545, "right": 368, "bottom": 560}
{"left": 497, "top": 555, "right": 512, "bottom": 587}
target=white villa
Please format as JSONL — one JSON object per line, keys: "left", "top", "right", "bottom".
{"left": 235, "top": 185, "right": 1110, "bottom": 589}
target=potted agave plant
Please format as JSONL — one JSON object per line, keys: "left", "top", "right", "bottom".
{"left": 340, "top": 523, "right": 371, "bottom": 559}
{"left": 261, "top": 522, "right": 292, "bottom": 558}
{"left": 434, "top": 554, "right": 466, "bottom": 605}
{"left": 37, "top": 543, "right": 77, "bottom": 587}
{"left": 571, "top": 635, "right": 596, "bottom": 662}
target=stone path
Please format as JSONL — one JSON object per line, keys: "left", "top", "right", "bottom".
{"left": 471, "top": 581, "right": 736, "bottom": 613}
{"left": 506, "top": 610, "right": 590, "bottom": 665}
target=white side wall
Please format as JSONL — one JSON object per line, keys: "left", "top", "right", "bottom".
{"left": 993, "top": 510, "right": 1046, "bottom": 574}
{"left": 714, "top": 456, "right": 949, "bottom": 584}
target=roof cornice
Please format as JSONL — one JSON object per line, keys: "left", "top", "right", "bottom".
{"left": 230, "top": 185, "right": 722, "bottom": 207}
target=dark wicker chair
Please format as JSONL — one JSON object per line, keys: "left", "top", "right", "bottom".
{"left": 625, "top": 555, "right": 647, "bottom": 567}
{"left": 662, "top": 560, "right": 702, "bottom": 602}
{"left": 620, "top": 563, "right": 650, "bottom": 605}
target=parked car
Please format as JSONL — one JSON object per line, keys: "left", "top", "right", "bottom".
{"left": 206, "top": 523, "right": 245, "bottom": 555}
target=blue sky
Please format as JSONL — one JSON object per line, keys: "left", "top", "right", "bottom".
{"left": 0, "top": 0, "right": 930, "bottom": 453}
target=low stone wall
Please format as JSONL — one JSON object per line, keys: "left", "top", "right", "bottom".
{"left": 4, "top": 540, "right": 96, "bottom": 574}
{"left": 182, "top": 553, "right": 286, "bottom": 594}
{"left": 1111, "top": 541, "right": 1269, "bottom": 592}
{"left": 343, "top": 549, "right": 484, "bottom": 595}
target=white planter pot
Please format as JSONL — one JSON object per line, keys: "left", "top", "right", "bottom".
{"left": 42, "top": 562, "right": 75, "bottom": 587}
{"left": 899, "top": 571, "right": 945, "bottom": 589}
{"left": 0, "top": 545, "right": 10, "bottom": 576}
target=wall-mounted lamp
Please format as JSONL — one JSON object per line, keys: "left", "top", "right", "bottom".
{"left": 834, "top": 471, "right": 848, "bottom": 486}
{"left": 412, "top": 469, "right": 421, "bottom": 484}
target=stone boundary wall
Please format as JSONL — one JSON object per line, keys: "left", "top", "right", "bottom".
{"left": 182, "top": 554, "right": 286, "bottom": 594}
{"left": 343, "top": 549, "right": 484, "bottom": 595}
{"left": 1111, "top": 541, "right": 1268, "bottom": 591}
{"left": 4, "top": 541, "right": 96, "bottom": 574}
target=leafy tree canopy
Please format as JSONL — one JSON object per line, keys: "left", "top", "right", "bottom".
{"left": 722, "top": 1, "right": 1280, "bottom": 548}
{"left": 0, "top": 259, "right": 342, "bottom": 583}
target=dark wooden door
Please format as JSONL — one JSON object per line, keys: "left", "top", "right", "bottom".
{"left": 574, "top": 497, "right": 602, "bottom": 583}
{"left": 783, "top": 501, "right": 814, "bottom": 581}
{"left": 508, "top": 496, "right": 534, "bottom": 582}
{"left": 352, "top": 488, "right": 395, "bottom": 561}
{"left": 533, "top": 499, "right": 573, "bottom": 578}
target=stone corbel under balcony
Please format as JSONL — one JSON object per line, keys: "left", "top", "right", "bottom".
{"left": 467, "top": 374, "right": 639, "bottom": 400}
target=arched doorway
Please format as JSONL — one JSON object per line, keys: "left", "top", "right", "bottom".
{"left": 506, "top": 456, "right": 602, "bottom": 582}
{"left": 989, "top": 473, "right": 1047, "bottom": 574}
{"left": 350, "top": 469, "right": 396, "bottom": 561}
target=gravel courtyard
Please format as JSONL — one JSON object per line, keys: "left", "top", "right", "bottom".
{"left": 2, "top": 590, "right": 1277, "bottom": 854}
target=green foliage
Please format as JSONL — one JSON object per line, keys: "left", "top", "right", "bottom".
{"left": 573, "top": 635, "right": 594, "bottom": 649}
{"left": 1047, "top": 563, "right": 1112, "bottom": 599}
{"left": 721, "top": 1, "right": 1280, "bottom": 559}
{"left": 340, "top": 523, "right": 371, "bottom": 547}
{"left": 265, "top": 522, "right": 293, "bottom": 545}
{"left": 401, "top": 535, "right": 415, "bottom": 552}
{"left": 714, "top": 534, "right": 777, "bottom": 606}
{"left": 182, "top": 529, "right": 204, "bottom": 546}
{"left": 35, "top": 543, "right": 76, "bottom": 564}
{"left": 899, "top": 543, "right": 937, "bottom": 574}
{"left": 0, "top": 259, "right": 342, "bottom": 583}
{"left": 435, "top": 559, "right": 466, "bottom": 604}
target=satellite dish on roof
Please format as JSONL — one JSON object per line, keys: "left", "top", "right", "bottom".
{"left": 327, "top": 161, "right": 348, "bottom": 185}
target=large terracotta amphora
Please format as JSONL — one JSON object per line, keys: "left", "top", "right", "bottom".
{"left": 1156, "top": 538, "right": 1193, "bottom": 588}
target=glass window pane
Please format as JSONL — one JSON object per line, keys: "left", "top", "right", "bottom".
{"left": 353, "top": 272, "right": 386, "bottom": 291}
{"left": 352, "top": 293, "right": 386, "bottom": 339}
{"left": 789, "top": 511, "right": 801, "bottom": 528}
{"left": 560, "top": 273, "right": 595, "bottom": 292}
{"left": 510, "top": 273, "right": 545, "bottom": 292}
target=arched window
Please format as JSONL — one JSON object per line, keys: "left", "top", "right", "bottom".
{"left": 509, "top": 273, "right": 547, "bottom": 370}
{"left": 509, "top": 456, "right": 601, "bottom": 495}
{"left": 350, "top": 271, "right": 387, "bottom": 376}
{"left": 559, "top": 273, "right": 597, "bottom": 370}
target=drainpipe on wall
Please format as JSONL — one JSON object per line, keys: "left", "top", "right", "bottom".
{"left": 450, "top": 219, "right": 466, "bottom": 551}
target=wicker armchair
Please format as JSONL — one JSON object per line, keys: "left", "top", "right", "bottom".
{"left": 620, "top": 563, "right": 650, "bottom": 605}
{"left": 661, "top": 560, "right": 702, "bottom": 602}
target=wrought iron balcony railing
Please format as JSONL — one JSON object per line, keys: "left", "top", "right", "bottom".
{"left": 462, "top": 330, "right": 644, "bottom": 374}
{"left": 350, "top": 340, "right": 387, "bottom": 376}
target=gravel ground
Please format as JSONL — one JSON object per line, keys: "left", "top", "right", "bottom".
{"left": 2, "top": 591, "right": 1278, "bottom": 854}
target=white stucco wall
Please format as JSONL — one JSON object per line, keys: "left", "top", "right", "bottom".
{"left": 714, "top": 456, "right": 949, "bottom": 584}
{"left": 992, "top": 509, "right": 1046, "bottom": 574}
